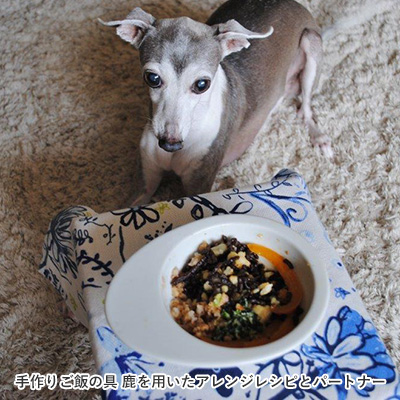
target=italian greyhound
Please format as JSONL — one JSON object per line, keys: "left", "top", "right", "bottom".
{"left": 100, "top": 0, "right": 332, "bottom": 206}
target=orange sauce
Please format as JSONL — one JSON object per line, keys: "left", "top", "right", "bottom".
{"left": 247, "top": 244, "right": 303, "bottom": 315}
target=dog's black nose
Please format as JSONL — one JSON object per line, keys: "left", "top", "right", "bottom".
{"left": 158, "top": 138, "right": 183, "bottom": 152}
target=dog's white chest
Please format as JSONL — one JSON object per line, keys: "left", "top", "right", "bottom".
{"left": 170, "top": 126, "right": 220, "bottom": 177}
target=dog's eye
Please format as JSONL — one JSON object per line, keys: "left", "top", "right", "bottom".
{"left": 144, "top": 72, "right": 162, "bottom": 88}
{"left": 192, "top": 79, "right": 211, "bottom": 94}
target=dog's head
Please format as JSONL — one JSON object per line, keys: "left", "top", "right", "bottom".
{"left": 100, "top": 8, "right": 272, "bottom": 153}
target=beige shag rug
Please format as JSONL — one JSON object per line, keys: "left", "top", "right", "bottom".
{"left": 0, "top": 0, "right": 399, "bottom": 398}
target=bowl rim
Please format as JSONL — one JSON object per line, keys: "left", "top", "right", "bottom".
{"left": 105, "top": 214, "right": 330, "bottom": 367}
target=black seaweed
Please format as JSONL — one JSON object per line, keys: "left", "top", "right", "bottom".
{"left": 171, "top": 236, "right": 292, "bottom": 341}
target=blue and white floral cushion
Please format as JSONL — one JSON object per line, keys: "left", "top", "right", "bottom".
{"left": 39, "top": 169, "right": 398, "bottom": 400}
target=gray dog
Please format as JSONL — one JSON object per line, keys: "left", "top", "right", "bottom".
{"left": 101, "top": 0, "right": 332, "bottom": 205}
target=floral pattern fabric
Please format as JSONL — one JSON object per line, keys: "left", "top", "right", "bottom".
{"left": 39, "top": 169, "right": 398, "bottom": 399}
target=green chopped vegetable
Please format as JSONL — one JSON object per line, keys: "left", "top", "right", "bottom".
{"left": 221, "top": 310, "right": 231, "bottom": 320}
{"left": 212, "top": 307, "right": 263, "bottom": 341}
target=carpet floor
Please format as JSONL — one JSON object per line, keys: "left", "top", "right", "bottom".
{"left": 0, "top": 0, "right": 399, "bottom": 398}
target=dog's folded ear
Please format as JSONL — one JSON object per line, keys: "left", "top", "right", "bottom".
{"left": 98, "top": 7, "right": 155, "bottom": 49}
{"left": 214, "top": 19, "right": 273, "bottom": 58}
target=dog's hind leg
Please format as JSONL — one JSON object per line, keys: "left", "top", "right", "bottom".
{"left": 292, "top": 29, "right": 333, "bottom": 158}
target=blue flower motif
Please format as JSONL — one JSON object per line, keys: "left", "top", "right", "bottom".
{"left": 172, "top": 194, "right": 252, "bottom": 221}
{"left": 78, "top": 216, "right": 116, "bottom": 244}
{"left": 331, "top": 259, "right": 344, "bottom": 269}
{"left": 77, "top": 250, "right": 114, "bottom": 286}
{"left": 40, "top": 206, "right": 90, "bottom": 282}
{"left": 221, "top": 169, "right": 311, "bottom": 227}
{"left": 111, "top": 206, "right": 160, "bottom": 230}
{"left": 319, "top": 220, "right": 333, "bottom": 245}
{"left": 41, "top": 267, "right": 66, "bottom": 297}
{"left": 386, "top": 381, "right": 400, "bottom": 399}
{"left": 334, "top": 287, "right": 351, "bottom": 299}
{"left": 73, "top": 228, "right": 94, "bottom": 246}
{"left": 301, "top": 306, "right": 396, "bottom": 399}
{"left": 97, "top": 326, "right": 162, "bottom": 400}
{"left": 254, "top": 351, "right": 333, "bottom": 400}
{"left": 300, "top": 230, "right": 315, "bottom": 243}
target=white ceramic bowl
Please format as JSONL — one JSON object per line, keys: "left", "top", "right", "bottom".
{"left": 105, "top": 215, "right": 329, "bottom": 367}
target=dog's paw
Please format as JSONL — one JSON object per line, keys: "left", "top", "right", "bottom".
{"left": 296, "top": 105, "right": 305, "bottom": 121}
{"left": 130, "top": 192, "right": 153, "bottom": 208}
{"left": 311, "top": 134, "right": 334, "bottom": 159}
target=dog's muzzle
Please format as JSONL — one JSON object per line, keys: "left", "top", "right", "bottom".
{"left": 158, "top": 138, "right": 184, "bottom": 153}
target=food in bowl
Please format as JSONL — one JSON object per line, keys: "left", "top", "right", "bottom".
{"left": 170, "top": 236, "right": 303, "bottom": 347}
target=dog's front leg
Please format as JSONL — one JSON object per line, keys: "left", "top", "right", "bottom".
{"left": 180, "top": 148, "right": 223, "bottom": 197}
{"left": 181, "top": 166, "right": 218, "bottom": 197}
{"left": 131, "top": 126, "right": 164, "bottom": 207}
{"left": 130, "top": 151, "right": 163, "bottom": 207}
